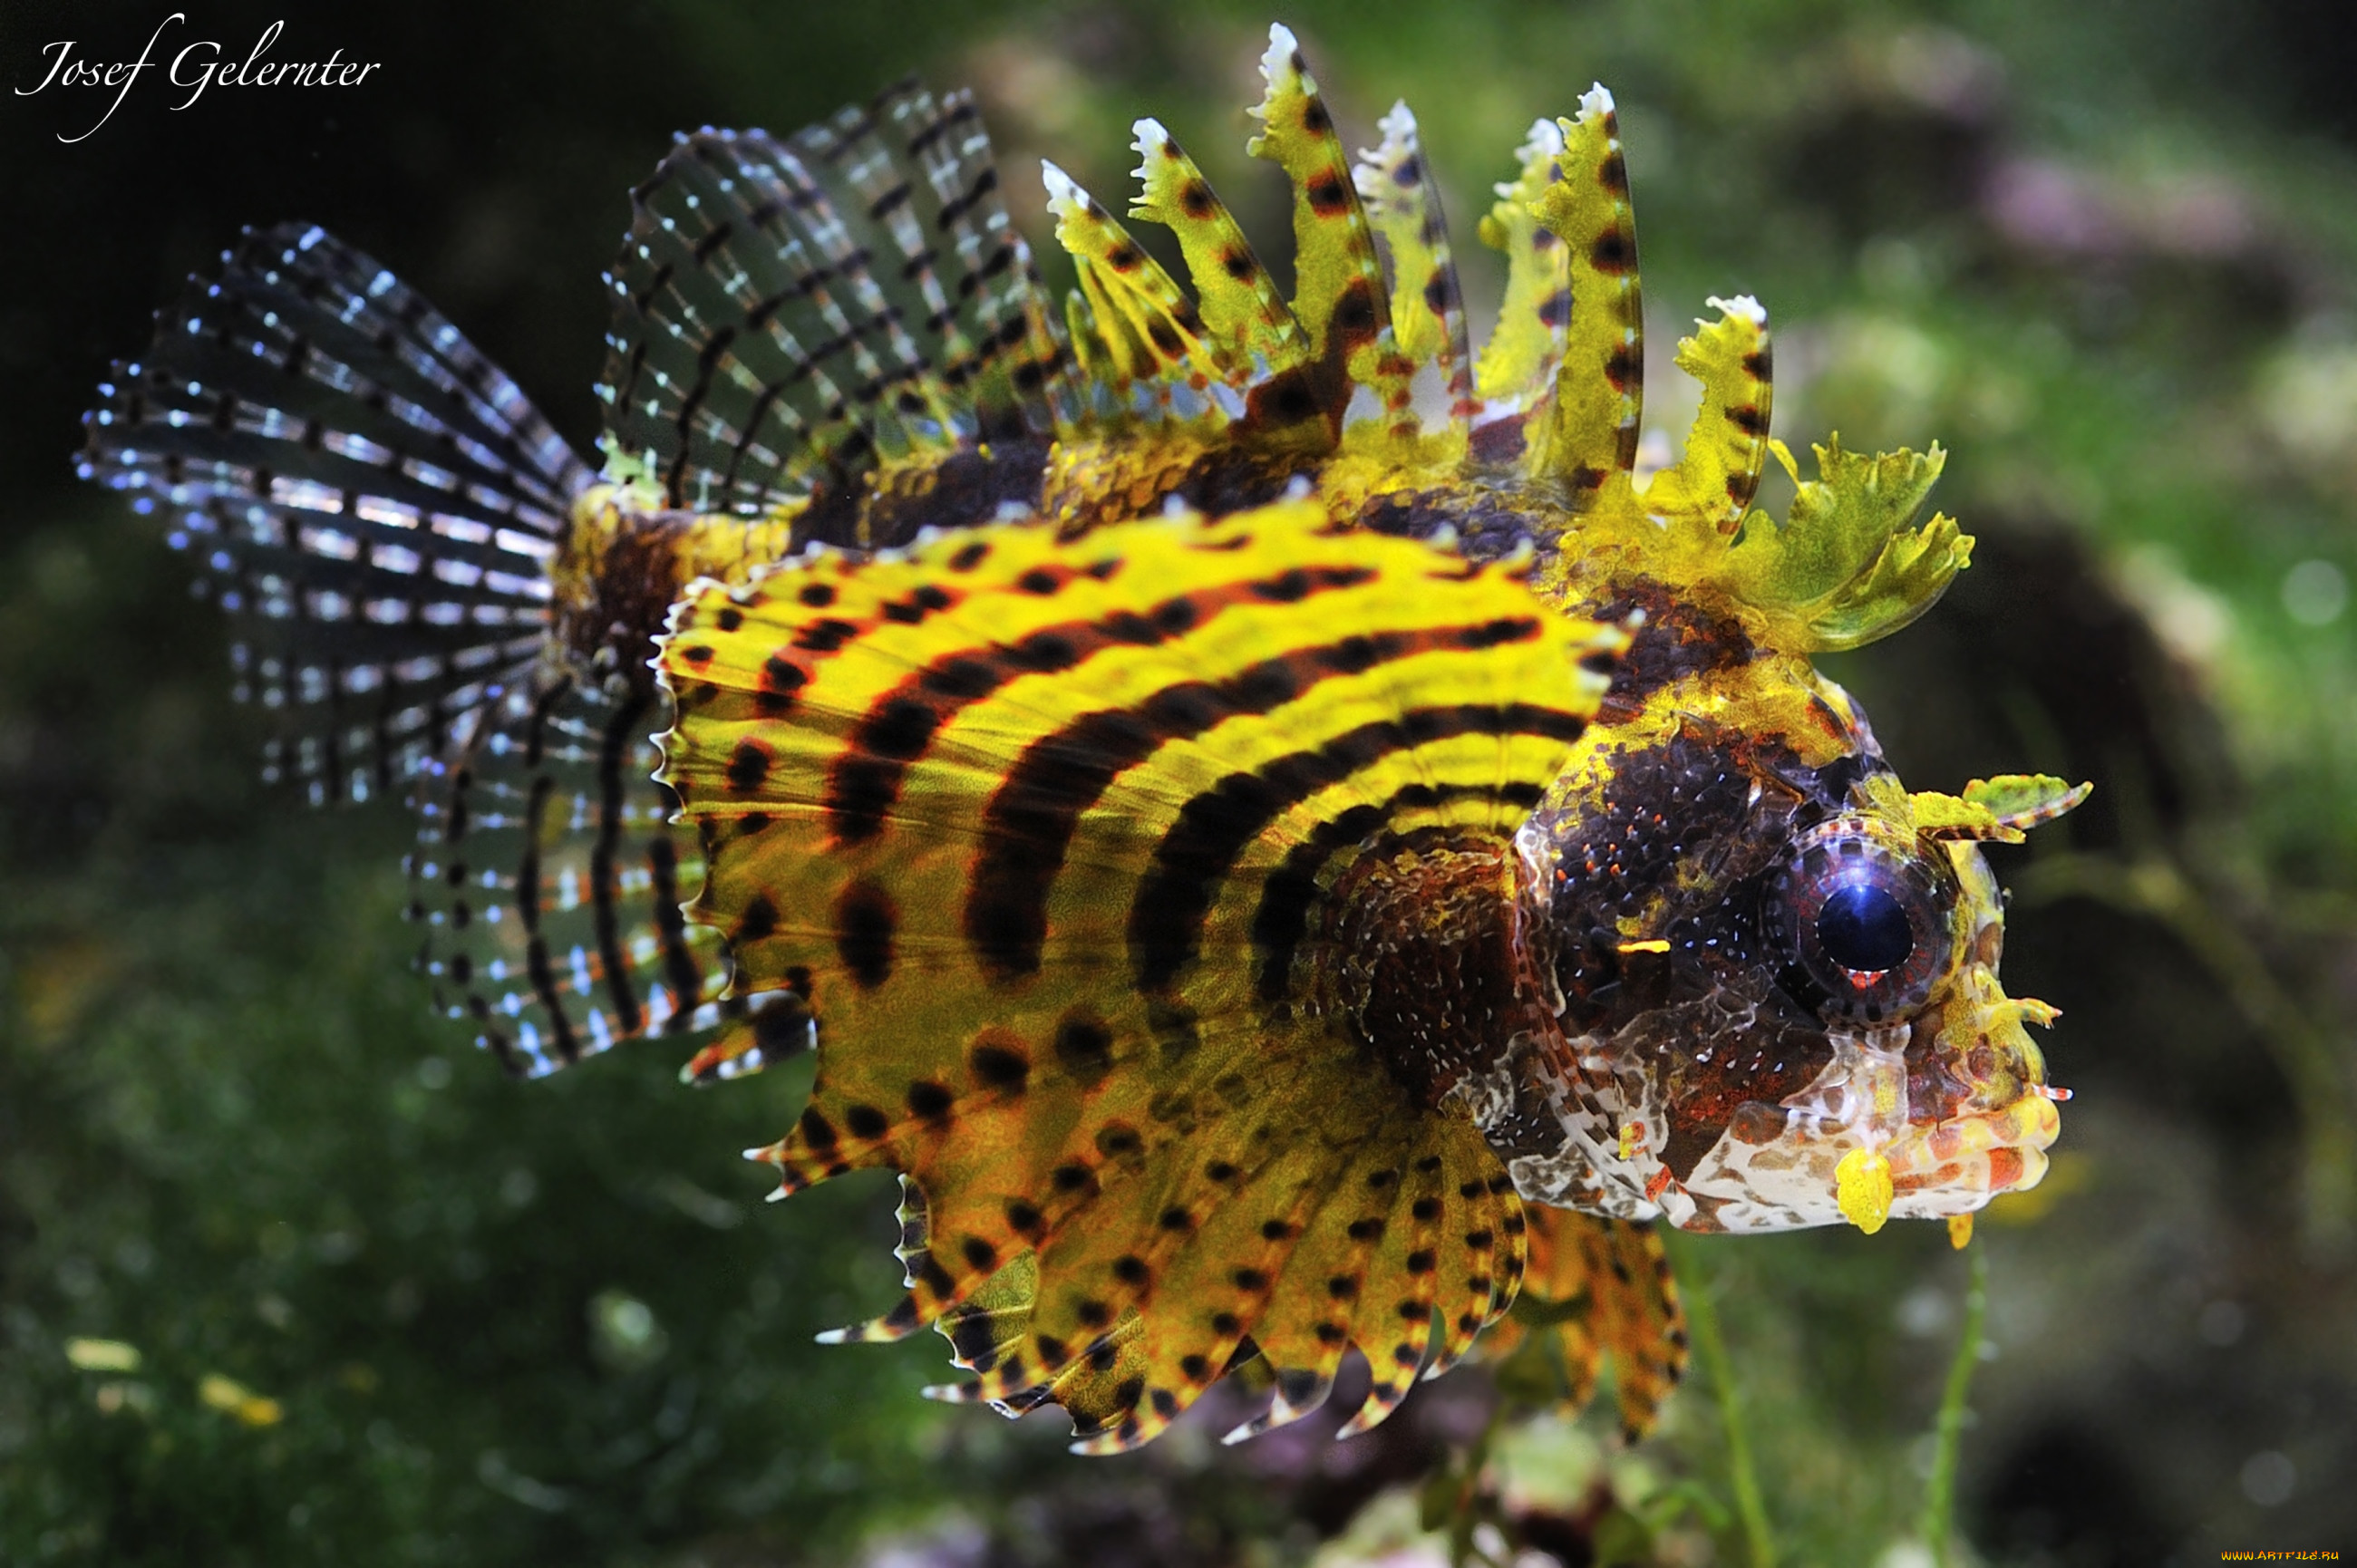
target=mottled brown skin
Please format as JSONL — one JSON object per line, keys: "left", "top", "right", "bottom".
{"left": 1324, "top": 830, "right": 1550, "bottom": 1108}
{"left": 554, "top": 508, "right": 703, "bottom": 690}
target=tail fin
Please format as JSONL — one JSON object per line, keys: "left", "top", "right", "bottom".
{"left": 81, "top": 222, "right": 592, "bottom": 803}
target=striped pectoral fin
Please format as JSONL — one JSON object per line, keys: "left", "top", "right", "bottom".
{"left": 656, "top": 498, "right": 1623, "bottom": 1449}
{"left": 1527, "top": 88, "right": 1644, "bottom": 508}
{"left": 1644, "top": 297, "right": 1773, "bottom": 538}
{"left": 1482, "top": 1206, "right": 1688, "bottom": 1442}
{"left": 1246, "top": 24, "right": 1414, "bottom": 438}
{"left": 1355, "top": 100, "right": 1477, "bottom": 427}
{"left": 409, "top": 675, "right": 772, "bottom": 1078}
{"left": 81, "top": 222, "right": 582, "bottom": 804}
{"left": 1252, "top": 1114, "right": 1524, "bottom": 1440}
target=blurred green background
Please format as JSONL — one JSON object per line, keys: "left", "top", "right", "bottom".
{"left": 5, "top": 0, "right": 2355, "bottom": 1563}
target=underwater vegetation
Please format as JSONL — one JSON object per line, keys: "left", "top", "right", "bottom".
{"left": 5, "top": 0, "right": 2357, "bottom": 1563}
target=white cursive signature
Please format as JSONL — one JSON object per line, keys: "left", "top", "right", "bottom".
{"left": 16, "top": 15, "right": 380, "bottom": 143}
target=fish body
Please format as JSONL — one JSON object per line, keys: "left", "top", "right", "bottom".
{"left": 83, "top": 23, "right": 2084, "bottom": 1451}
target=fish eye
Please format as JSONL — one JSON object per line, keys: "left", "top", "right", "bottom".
{"left": 1766, "top": 815, "right": 1960, "bottom": 1024}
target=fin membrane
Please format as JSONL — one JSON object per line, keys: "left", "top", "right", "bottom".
{"left": 600, "top": 82, "right": 1068, "bottom": 523}
{"left": 408, "top": 673, "right": 808, "bottom": 1078}
{"left": 658, "top": 498, "right": 1625, "bottom": 1449}
{"left": 1476, "top": 1208, "right": 1687, "bottom": 1442}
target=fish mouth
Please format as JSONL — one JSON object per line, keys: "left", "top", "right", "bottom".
{"left": 1663, "top": 961, "right": 2062, "bottom": 1234}
{"left": 1880, "top": 957, "right": 2065, "bottom": 1217}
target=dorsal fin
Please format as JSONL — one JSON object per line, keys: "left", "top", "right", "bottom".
{"left": 600, "top": 89, "right": 1072, "bottom": 522}
{"left": 1527, "top": 86, "right": 1645, "bottom": 508}
{"left": 1043, "top": 161, "right": 1242, "bottom": 432}
{"left": 1469, "top": 121, "right": 1574, "bottom": 469}
{"left": 1246, "top": 24, "right": 1415, "bottom": 440}
{"left": 1644, "top": 295, "right": 1773, "bottom": 538}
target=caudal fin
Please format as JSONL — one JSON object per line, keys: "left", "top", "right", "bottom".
{"left": 81, "top": 222, "right": 592, "bottom": 804}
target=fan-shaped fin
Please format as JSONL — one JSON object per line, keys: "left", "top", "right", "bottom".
{"left": 80, "top": 222, "right": 587, "bottom": 804}
{"left": 1355, "top": 101, "right": 1477, "bottom": 428}
{"left": 601, "top": 83, "right": 1071, "bottom": 523}
{"left": 1474, "top": 1209, "right": 1687, "bottom": 1442}
{"left": 603, "top": 126, "right": 940, "bottom": 518}
{"left": 1246, "top": 24, "right": 1416, "bottom": 440}
{"left": 1469, "top": 121, "right": 1573, "bottom": 468}
{"left": 657, "top": 499, "right": 1625, "bottom": 1449}
{"left": 801, "top": 83, "right": 1071, "bottom": 442}
{"left": 408, "top": 673, "right": 809, "bottom": 1077}
{"left": 1527, "top": 88, "right": 1644, "bottom": 508}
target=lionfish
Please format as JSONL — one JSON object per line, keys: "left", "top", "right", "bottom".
{"left": 82, "top": 24, "right": 2085, "bottom": 1453}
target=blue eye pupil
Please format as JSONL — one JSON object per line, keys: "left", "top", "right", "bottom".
{"left": 1817, "top": 881, "right": 1915, "bottom": 973}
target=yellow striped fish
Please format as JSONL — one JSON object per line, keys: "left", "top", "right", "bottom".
{"left": 84, "top": 23, "right": 2087, "bottom": 1454}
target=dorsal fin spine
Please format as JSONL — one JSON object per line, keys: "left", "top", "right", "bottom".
{"left": 1246, "top": 24, "right": 1415, "bottom": 439}
{"left": 1527, "top": 85, "right": 1645, "bottom": 508}
{"left": 1355, "top": 100, "right": 1478, "bottom": 427}
{"left": 1127, "top": 117, "right": 1308, "bottom": 382}
{"left": 1469, "top": 118, "right": 1572, "bottom": 465}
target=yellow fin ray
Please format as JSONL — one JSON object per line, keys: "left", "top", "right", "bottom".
{"left": 1527, "top": 87, "right": 1644, "bottom": 507}
{"left": 1355, "top": 100, "right": 1478, "bottom": 426}
{"left": 1644, "top": 297, "right": 1774, "bottom": 539}
{"left": 1126, "top": 121, "right": 1309, "bottom": 371}
{"left": 1246, "top": 24, "right": 1417, "bottom": 440}
{"left": 1470, "top": 120, "right": 1573, "bottom": 465}
{"left": 1043, "top": 160, "right": 1243, "bottom": 431}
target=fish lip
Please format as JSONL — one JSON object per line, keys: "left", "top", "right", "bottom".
{"left": 1880, "top": 982, "right": 2062, "bottom": 1213}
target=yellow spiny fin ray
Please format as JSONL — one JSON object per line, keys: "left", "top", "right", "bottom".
{"left": 1470, "top": 120, "right": 1573, "bottom": 462}
{"left": 1642, "top": 296, "right": 1774, "bottom": 540}
{"left": 656, "top": 499, "right": 1624, "bottom": 1450}
{"left": 1247, "top": 24, "right": 1417, "bottom": 440}
{"left": 1125, "top": 119, "right": 1314, "bottom": 388}
{"left": 1527, "top": 87, "right": 1644, "bottom": 507}
{"left": 1475, "top": 1208, "right": 1688, "bottom": 1441}
{"left": 1043, "top": 160, "right": 1240, "bottom": 430}
{"left": 1354, "top": 100, "right": 1477, "bottom": 426}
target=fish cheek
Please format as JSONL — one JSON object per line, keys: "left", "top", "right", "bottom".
{"left": 1653, "top": 1008, "right": 1833, "bottom": 1183}
{"left": 1518, "top": 727, "right": 1795, "bottom": 1035}
{"left": 1515, "top": 727, "right": 1843, "bottom": 1187}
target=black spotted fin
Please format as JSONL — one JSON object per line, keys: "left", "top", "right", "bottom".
{"left": 656, "top": 498, "right": 1625, "bottom": 1451}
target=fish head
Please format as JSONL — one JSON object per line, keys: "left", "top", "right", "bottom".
{"left": 1451, "top": 412, "right": 2093, "bottom": 1236}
